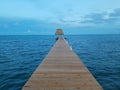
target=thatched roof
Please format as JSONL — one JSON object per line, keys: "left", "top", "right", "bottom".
{"left": 55, "top": 29, "right": 64, "bottom": 35}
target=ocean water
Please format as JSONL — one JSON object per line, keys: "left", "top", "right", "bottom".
{"left": 0, "top": 35, "right": 120, "bottom": 90}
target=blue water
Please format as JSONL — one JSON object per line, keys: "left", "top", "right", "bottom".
{"left": 0, "top": 35, "right": 120, "bottom": 90}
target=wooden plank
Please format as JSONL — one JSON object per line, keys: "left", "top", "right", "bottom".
{"left": 22, "top": 38, "right": 103, "bottom": 90}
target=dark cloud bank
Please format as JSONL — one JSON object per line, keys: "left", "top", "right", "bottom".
{"left": 81, "top": 8, "right": 120, "bottom": 25}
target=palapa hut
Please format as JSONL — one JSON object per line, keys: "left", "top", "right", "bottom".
{"left": 55, "top": 29, "right": 64, "bottom": 35}
{"left": 55, "top": 29, "right": 64, "bottom": 40}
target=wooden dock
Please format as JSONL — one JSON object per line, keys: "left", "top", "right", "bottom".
{"left": 22, "top": 38, "right": 103, "bottom": 90}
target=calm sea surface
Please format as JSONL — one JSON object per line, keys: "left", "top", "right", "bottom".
{"left": 0, "top": 35, "right": 120, "bottom": 90}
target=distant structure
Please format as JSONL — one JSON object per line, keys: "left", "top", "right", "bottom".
{"left": 55, "top": 29, "right": 64, "bottom": 40}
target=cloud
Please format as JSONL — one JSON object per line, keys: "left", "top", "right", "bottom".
{"left": 81, "top": 13, "right": 106, "bottom": 24}
{"left": 0, "top": 0, "right": 120, "bottom": 28}
{"left": 80, "top": 8, "right": 120, "bottom": 26}
{"left": 110, "top": 8, "right": 120, "bottom": 17}
{"left": 50, "top": 8, "right": 120, "bottom": 27}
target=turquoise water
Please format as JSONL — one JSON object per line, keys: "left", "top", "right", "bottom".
{"left": 0, "top": 35, "right": 120, "bottom": 90}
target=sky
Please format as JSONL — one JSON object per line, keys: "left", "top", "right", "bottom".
{"left": 0, "top": 0, "right": 120, "bottom": 35}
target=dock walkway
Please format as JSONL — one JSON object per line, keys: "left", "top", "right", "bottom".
{"left": 22, "top": 38, "right": 103, "bottom": 90}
